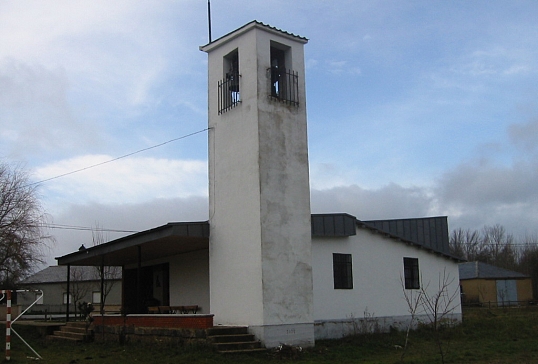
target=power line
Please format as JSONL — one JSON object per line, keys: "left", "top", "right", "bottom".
{"left": 29, "top": 128, "right": 209, "bottom": 186}
{"left": 40, "top": 223, "right": 137, "bottom": 234}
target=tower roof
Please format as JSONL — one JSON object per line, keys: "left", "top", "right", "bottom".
{"left": 200, "top": 20, "right": 308, "bottom": 53}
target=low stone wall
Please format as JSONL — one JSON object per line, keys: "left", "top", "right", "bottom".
{"left": 91, "top": 314, "right": 214, "bottom": 344}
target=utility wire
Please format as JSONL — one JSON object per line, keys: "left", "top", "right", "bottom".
{"left": 40, "top": 223, "right": 138, "bottom": 233}
{"left": 29, "top": 128, "right": 209, "bottom": 186}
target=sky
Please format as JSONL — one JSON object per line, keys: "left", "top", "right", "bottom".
{"left": 1, "top": 0, "right": 538, "bottom": 267}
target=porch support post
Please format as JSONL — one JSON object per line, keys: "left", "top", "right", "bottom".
{"left": 100, "top": 257, "right": 105, "bottom": 315}
{"left": 66, "top": 264, "right": 71, "bottom": 322}
{"left": 136, "top": 245, "right": 142, "bottom": 313}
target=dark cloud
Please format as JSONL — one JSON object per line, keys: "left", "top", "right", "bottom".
{"left": 435, "top": 160, "right": 538, "bottom": 207}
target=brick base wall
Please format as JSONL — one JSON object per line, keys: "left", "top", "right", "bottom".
{"left": 91, "top": 314, "right": 214, "bottom": 344}
{"left": 93, "top": 314, "right": 214, "bottom": 329}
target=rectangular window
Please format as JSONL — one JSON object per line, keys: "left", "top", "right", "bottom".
{"left": 92, "top": 291, "right": 101, "bottom": 304}
{"left": 404, "top": 257, "right": 420, "bottom": 289}
{"left": 63, "top": 293, "right": 72, "bottom": 304}
{"left": 333, "top": 253, "right": 353, "bottom": 289}
{"left": 35, "top": 293, "right": 43, "bottom": 305}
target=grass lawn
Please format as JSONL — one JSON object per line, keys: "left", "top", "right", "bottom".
{"left": 3, "top": 307, "right": 538, "bottom": 363}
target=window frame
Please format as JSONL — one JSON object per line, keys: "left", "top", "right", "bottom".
{"left": 63, "top": 292, "right": 72, "bottom": 304}
{"left": 403, "top": 257, "right": 420, "bottom": 289}
{"left": 92, "top": 291, "right": 101, "bottom": 304}
{"left": 333, "top": 253, "right": 353, "bottom": 289}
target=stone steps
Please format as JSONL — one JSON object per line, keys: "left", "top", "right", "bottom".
{"left": 207, "top": 326, "right": 266, "bottom": 354}
{"left": 47, "top": 321, "right": 92, "bottom": 343}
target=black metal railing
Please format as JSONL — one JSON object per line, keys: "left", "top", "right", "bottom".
{"left": 218, "top": 72, "right": 240, "bottom": 114}
{"left": 269, "top": 67, "right": 299, "bottom": 106}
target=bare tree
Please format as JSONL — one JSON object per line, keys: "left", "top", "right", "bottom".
{"left": 482, "top": 225, "right": 517, "bottom": 270}
{"left": 452, "top": 224, "right": 538, "bottom": 301}
{"left": 449, "top": 228, "right": 481, "bottom": 260}
{"left": 0, "top": 163, "right": 52, "bottom": 287}
{"left": 64, "top": 266, "right": 92, "bottom": 319}
{"left": 400, "top": 270, "right": 460, "bottom": 364}
{"left": 419, "top": 270, "right": 461, "bottom": 364}
{"left": 518, "top": 234, "right": 538, "bottom": 300}
{"left": 92, "top": 224, "right": 120, "bottom": 314}
{"left": 400, "top": 276, "right": 424, "bottom": 362}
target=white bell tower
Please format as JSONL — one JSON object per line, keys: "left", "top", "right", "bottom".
{"left": 200, "top": 21, "right": 314, "bottom": 347}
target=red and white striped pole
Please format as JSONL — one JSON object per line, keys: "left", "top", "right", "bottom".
{"left": 2, "top": 290, "right": 11, "bottom": 361}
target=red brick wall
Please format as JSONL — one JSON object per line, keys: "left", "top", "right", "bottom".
{"left": 93, "top": 314, "right": 213, "bottom": 329}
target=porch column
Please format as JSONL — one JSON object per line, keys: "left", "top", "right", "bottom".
{"left": 100, "top": 258, "right": 105, "bottom": 315}
{"left": 65, "top": 264, "right": 71, "bottom": 322}
{"left": 136, "top": 245, "right": 141, "bottom": 313}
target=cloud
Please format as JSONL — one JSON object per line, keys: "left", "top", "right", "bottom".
{"left": 435, "top": 160, "right": 538, "bottom": 208}
{"left": 311, "top": 183, "right": 435, "bottom": 221}
{"left": 48, "top": 196, "right": 209, "bottom": 265}
{"left": 508, "top": 118, "right": 538, "bottom": 154}
{"left": 36, "top": 155, "right": 208, "bottom": 210}
{"left": 0, "top": 60, "right": 100, "bottom": 160}
{"left": 325, "top": 60, "right": 361, "bottom": 76}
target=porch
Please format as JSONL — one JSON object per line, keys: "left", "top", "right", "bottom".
{"left": 55, "top": 221, "right": 211, "bottom": 319}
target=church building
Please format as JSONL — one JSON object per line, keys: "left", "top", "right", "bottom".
{"left": 56, "top": 21, "right": 462, "bottom": 348}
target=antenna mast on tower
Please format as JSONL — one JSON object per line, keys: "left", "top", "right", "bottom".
{"left": 207, "top": 0, "right": 212, "bottom": 42}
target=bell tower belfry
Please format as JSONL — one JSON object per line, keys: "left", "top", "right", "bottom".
{"left": 200, "top": 21, "right": 314, "bottom": 347}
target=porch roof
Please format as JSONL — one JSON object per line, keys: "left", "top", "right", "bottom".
{"left": 56, "top": 221, "right": 209, "bottom": 267}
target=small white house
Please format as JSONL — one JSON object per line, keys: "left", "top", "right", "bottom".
{"left": 56, "top": 21, "right": 462, "bottom": 348}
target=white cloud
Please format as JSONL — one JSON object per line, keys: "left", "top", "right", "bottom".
{"left": 0, "top": 60, "right": 100, "bottom": 159}
{"left": 36, "top": 155, "right": 208, "bottom": 209}
{"left": 311, "top": 183, "right": 435, "bottom": 220}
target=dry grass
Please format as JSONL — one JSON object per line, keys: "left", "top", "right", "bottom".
{"left": 3, "top": 306, "right": 538, "bottom": 363}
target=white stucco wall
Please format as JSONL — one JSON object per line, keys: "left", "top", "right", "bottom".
{"left": 126, "top": 250, "right": 210, "bottom": 314}
{"left": 312, "top": 227, "right": 462, "bottom": 339}
{"left": 205, "top": 26, "right": 265, "bottom": 326}
{"left": 169, "top": 249, "right": 210, "bottom": 314}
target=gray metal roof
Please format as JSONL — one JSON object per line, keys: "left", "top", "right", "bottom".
{"left": 311, "top": 213, "right": 461, "bottom": 262}
{"left": 363, "top": 217, "right": 450, "bottom": 255}
{"left": 459, "top": 261, "right": 528, "bottom": 280}
{"left": 56, "top": 214, "right": 461, "bottom": 268}
{"left": 312, "top": 213, "right": 357, "bottom": 237}
{"left": 56, "top": 221, "right": 210, "bottom": 266}
{"left": 19, "top": 265, "right": 122, "bottom": 285}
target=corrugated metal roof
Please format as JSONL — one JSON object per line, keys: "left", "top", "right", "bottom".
{"left": 312, "top": 213, "right": 356, "bottom": 236}
{"left": 459, "top": 261, "right": 528, "bottom": 280}
{"left": 311, "top": 213, "right": 461, "bottom": 262}
{"left": 363, "top": 217, "right": 450, "bottom": 255}
{"left": 356, "top": 219, "right": 461, "bottom": 262}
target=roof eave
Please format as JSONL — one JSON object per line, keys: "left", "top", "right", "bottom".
{"left": 200, "top": 20, "right": 308, "bottom": 53}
